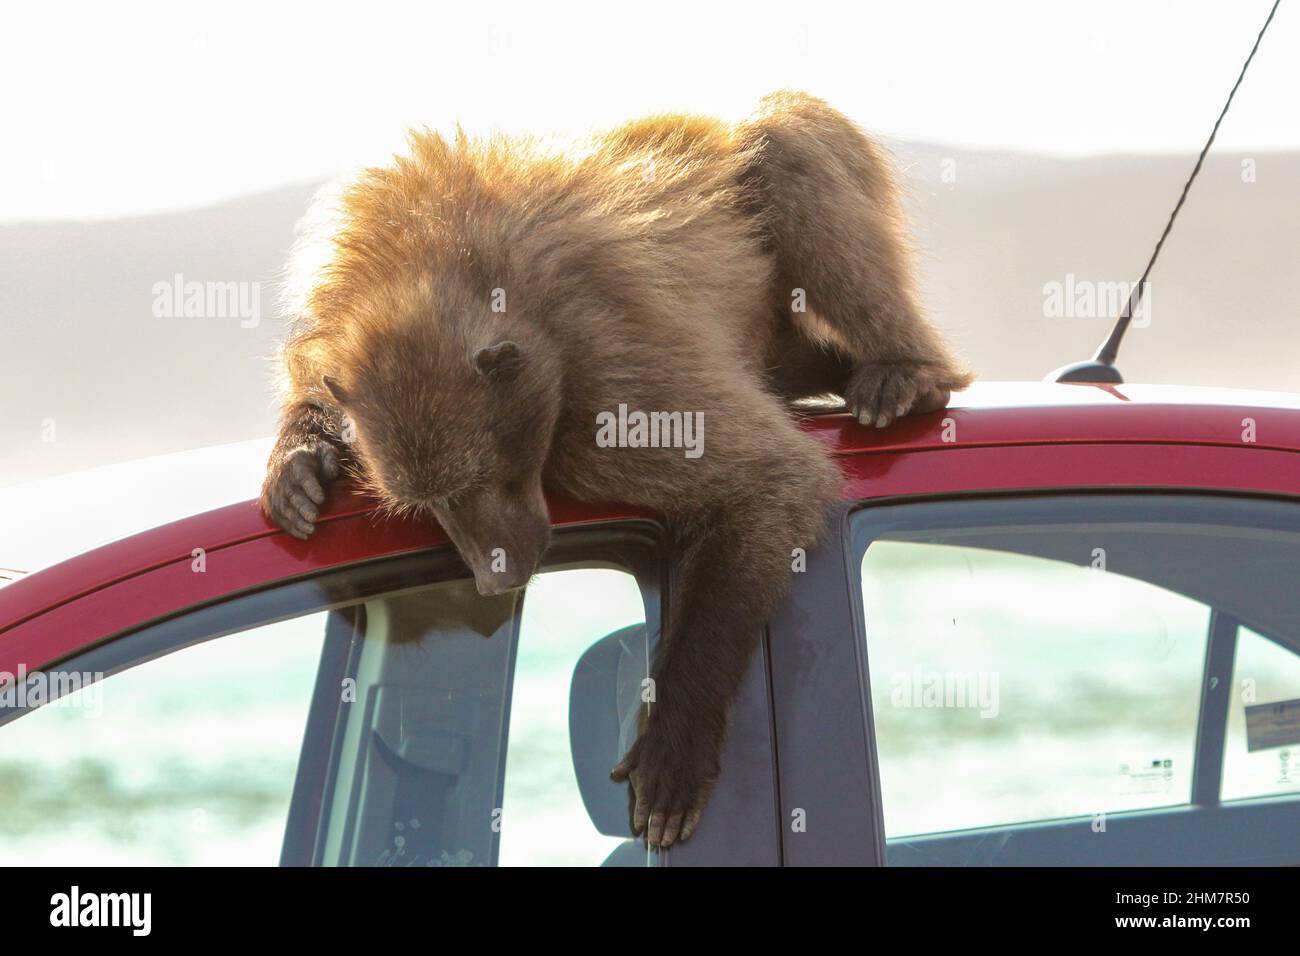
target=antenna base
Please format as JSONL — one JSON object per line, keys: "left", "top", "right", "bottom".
{"left": 1045, "top": 361, "right": 1124, "bottom": 384}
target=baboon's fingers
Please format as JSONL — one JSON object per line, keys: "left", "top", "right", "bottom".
{"left": 288, "top": 490, "right": 318, "bottom": 523}
{"left": 679, "top": 807, "right": 704, "bottom": 843}
{"left": 267, "top": 484, "right": 309, "bottom": 537}
{"left": 266, "top": 479, "right": 315, "bottom": 538}
{"left": 849, "top": 363, "right": 957, "bottom": 427}
{"left": 297, "top": 472, "right": 326, "bottom": 506}
{"left": 610, "top": 737, "right": 641, "bottom": 782}
{"left": 881, "top": 373, "right": 921, "bottom": 424}
{"left": 276, "top": 505, "right": 314, "bottom": 540}
{"left": 287, "top": 452, "right": 326, "bottom": 498}
{"left": 646, "top": 809, "right": 668, "bottom": 848}
{"left": 616, "top": 759, "right": 651, "bottom": 836}
{"left": 632, "top": 792, "right": 651, "bottom": 836}
{"left": 659, "top": 811, "right": 685, "bottom": 847}
{"left": 855, "top": 383, "right": 886, "bottom": 427}
{"left": 287, "top": 507, "right": 315, "bottom": 538}
{"left": 847, "top": 363, "right": 893, "bottom": 427}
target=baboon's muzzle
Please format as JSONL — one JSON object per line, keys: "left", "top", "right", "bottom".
{"left": 433, "top": 484, "right": 551, "bottom": 596}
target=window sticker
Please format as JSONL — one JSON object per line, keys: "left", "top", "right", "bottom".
{"left": 1116, "top": 758, "right": 1175, "bottom": 796}
{"left": 1275, "top": 749, "right": 1295, "bottom": 786}
{"left": 1245, "top": 697, "right": 1300, "bottom": 752}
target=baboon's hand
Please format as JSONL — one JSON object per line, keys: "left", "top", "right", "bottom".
{"left": 845, "top": 361, "right": 952, "bottom": 429}
{"left": 611, "top": 719, "right": 717, "bottom": 850}
{"left": 260, "top": 442, "right": 341, "bottom": 540}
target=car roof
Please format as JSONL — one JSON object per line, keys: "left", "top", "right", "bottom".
{"left": 809, "top": 381, "right": 1300, "bottom": 456}
{"left": 3, "top": 380, "right": 1300, "bottom": 636}
{"left": 964, "top": 381, "right": 1300, "bottom": 411}
{"left": 804, "top": 380, "right": 1300, "bottom": 415}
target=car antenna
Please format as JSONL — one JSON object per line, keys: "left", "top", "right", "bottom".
{"left": 1047, "top": 0, "right": 1281, "bottom": 384}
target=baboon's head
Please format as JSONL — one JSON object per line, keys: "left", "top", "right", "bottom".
{"left": 324, "top": 294, "right": 562, "bottom": 596}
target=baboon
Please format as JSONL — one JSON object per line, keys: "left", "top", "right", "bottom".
{"left": 262, "top": 91, "right": 972, "bottom": 849}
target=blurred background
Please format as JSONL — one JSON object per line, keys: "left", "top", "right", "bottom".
{"left": 3, "top": 0, "right": 1297, "bottom": 488}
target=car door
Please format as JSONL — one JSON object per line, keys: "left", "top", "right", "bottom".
{"left": 800, "top": 490, "right": 1300, "bottom": 866}
{"left": 0, "top": 517, "right": 781, "bottom": 866}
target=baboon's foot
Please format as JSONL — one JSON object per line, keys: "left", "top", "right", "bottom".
{"left": 845, "top": 361, "right": 953, "bottom": 428}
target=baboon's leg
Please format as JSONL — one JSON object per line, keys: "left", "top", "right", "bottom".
{"left": 737, "top": 91, "right": 973, "bottom": 425}
{"left": 260, "top": 402, "right": 350, "bottom": 539}
{"left": 610, "top": 393, "right": 840, "bottom": 848}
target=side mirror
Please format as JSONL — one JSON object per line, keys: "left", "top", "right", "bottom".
{"left": 568, "top": 624, "right": 648, "bottom": 836}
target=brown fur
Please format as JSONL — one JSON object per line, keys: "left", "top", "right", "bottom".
{"left": 261, "top": 91, "right": 972, "bottom": 848}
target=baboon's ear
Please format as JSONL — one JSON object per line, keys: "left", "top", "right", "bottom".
{"left": 322, "top": 375, "right": 350, "bottom": 406}
{"left": 473, "top": 341, "right": 522, "bottom": 380}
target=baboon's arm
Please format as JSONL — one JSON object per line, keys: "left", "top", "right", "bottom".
{"left": 738, "top": 92, "right": 973, "bottom": 423}
{"left": 610, "top": 417, "right": 838, "bottom": 847}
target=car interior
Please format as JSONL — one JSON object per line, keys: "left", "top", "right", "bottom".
{"left": 289, "top": 567, "right": 654, "bottom": 867}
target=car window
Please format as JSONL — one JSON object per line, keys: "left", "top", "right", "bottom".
{"left": 314, "top": 562, "right": 654, "bottom": 867}
{"left": 851, "top": 494, "right": 1300, "bottom": 865}
{"left": 0, "top": 612, "right": 327, "bottom": 865}
{"left": 1222, "top": 624, "right": 1300, "bottom": 801}
{"left": 501, "top": 568, "right": 648, "bottom": 865}
{"left": 860, "top": 538, "right": 1207, "bottom": 836}
{"left": 0, "top": 529, "right": 661, "bottom": 867}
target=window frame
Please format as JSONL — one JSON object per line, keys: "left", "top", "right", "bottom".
{"left": 296, "top": 524, "right": 665, "bottom": 867}
{"left": 0, "top": 521, "right": 669, "bottom": 867}
{"left": 843, "top": 489, "right": 1300, "bottom": 866}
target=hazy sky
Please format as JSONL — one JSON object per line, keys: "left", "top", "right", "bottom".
{"left": 2, "top": 0, "right": 1294, "bottom": 220}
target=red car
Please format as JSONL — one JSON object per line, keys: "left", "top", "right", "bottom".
{"left": 2, "top": 382, "right": 1299, "bottom": 866}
